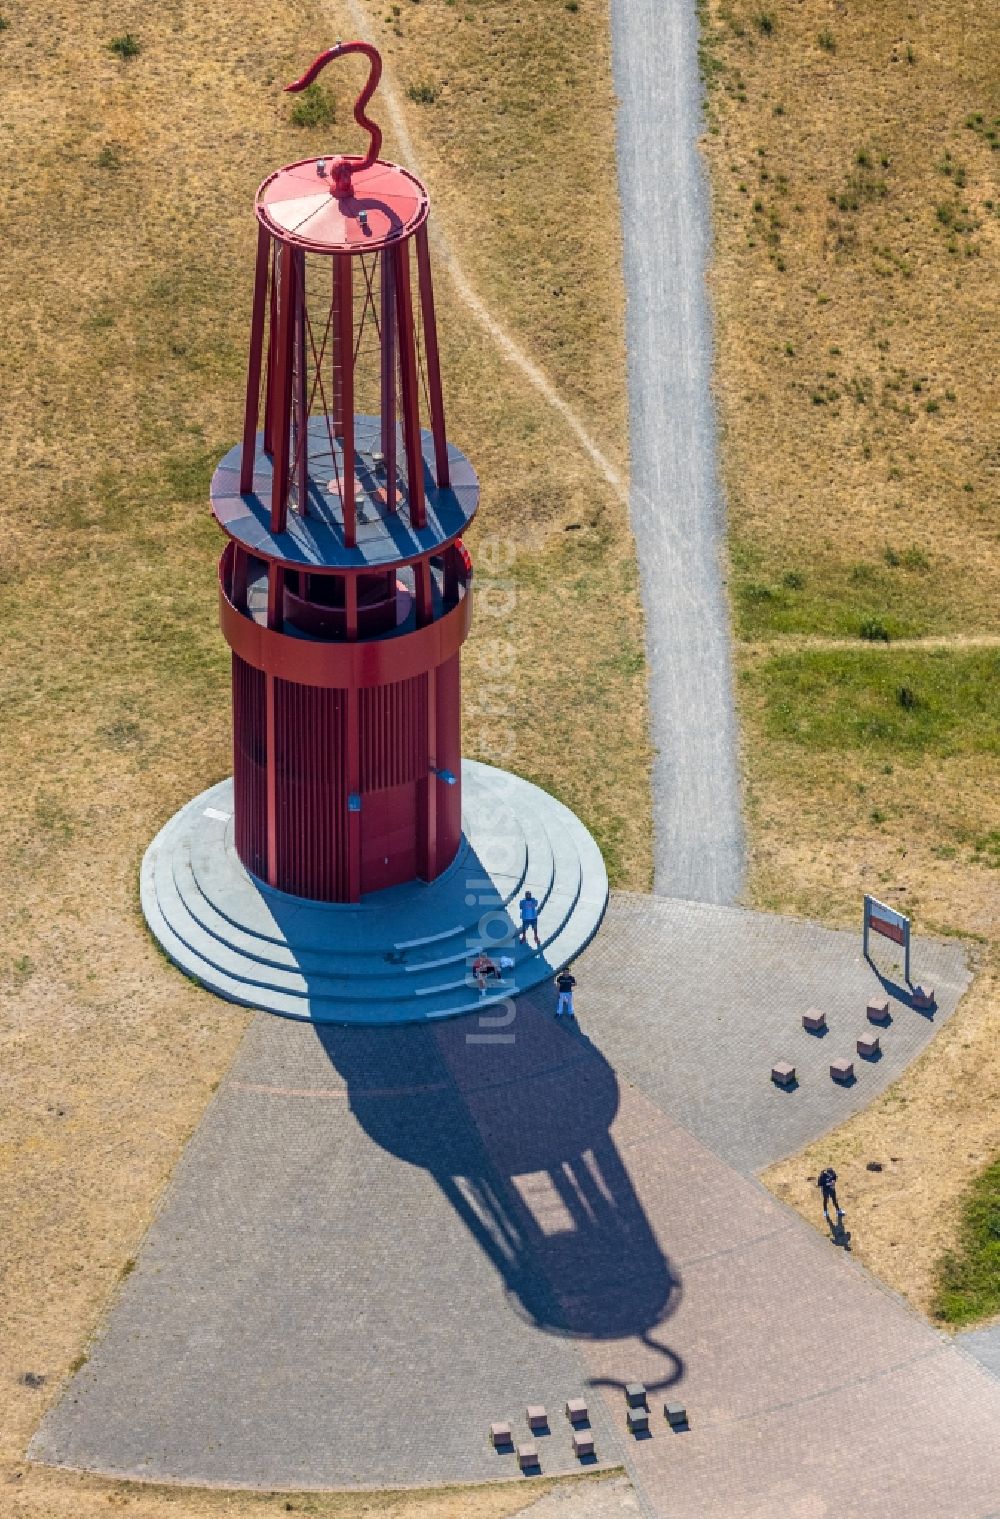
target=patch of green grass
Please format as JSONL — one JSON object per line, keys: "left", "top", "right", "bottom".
{"left": 746, "top": 649, "right": 1000, "bottom": 757}
{"left": 108, "top": 33, "right": 140, "bottom": 59}
{"left": 289, "top": 84, "right": 335, "bottom": 129}
{"left": 934, "top": 1154, "right": 1000, "bottom": 1325}
{"left": 972, "top": 830, "right": 1000, "bottom": 869}
{"left": 406, "top": 80, "right": 438, "bottom": 104}
{"left": 95, "top": 143, "right": 125, "bottom": 171}
{"left": 730, "top": 543, "right": 954, "bottom": 639}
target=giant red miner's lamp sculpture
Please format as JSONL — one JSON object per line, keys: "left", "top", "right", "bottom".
{"left": 213, "top": 42, "right": 475, "bottom": 902}
{"left": 141, "top": 45, "right": 608, "bottom": 1024}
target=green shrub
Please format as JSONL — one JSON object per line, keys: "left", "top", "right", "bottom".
{"left": 108, "top": 33, "right": 141, "bottom": 59}
{"left": 290, "top": 84, "right": 335, "bottom": 129}
{"left": 406, "top": 80, "right": 438, "bottom": 104}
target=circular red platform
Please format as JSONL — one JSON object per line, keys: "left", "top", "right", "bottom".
{"left": 256, "top": 157, "right": 429, "bottom": 253}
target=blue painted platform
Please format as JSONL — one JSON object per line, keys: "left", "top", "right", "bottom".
{"left": 211, "top": 417, "right": 478, "bottom": 569}
{"left": 140, "top": 760, "right": 608, "bottom": 1024}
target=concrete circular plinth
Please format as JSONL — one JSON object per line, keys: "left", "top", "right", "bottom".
{"left": 140, "top": 760, "right": 608, "bottom": 1025}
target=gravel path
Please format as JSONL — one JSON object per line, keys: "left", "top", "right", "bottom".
{"left": 611, "top": 0, "right": 745, "bottom": 904}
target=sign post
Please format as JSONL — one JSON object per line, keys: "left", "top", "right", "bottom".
{"left": 863, "top": 895, "right": 911, "bottom": 985}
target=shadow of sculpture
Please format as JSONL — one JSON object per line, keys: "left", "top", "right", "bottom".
{"left": 312, "top": 994, "right": 684, "bottom": 1390}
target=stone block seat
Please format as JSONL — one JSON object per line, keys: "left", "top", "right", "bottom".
{"left": 831, "top": 1058, "right": 854, "bottom": 1083}
{"left": 565, "top": 1398, "right": 589, "bottom": 1425}
{"left": 572, "top": 1429, "right": 596, "bottom": 1459}
{"left": 802, "top": 1008, "right": 827, "bottom": 1033}
{"left": 867, "top": 996, "right": 891, "bottom": 1023}
{"left": 664, "top": 1401, "right": 688, "bottom": 1428}
{"left": 772, "top": 1061, "right": 796, "bottom": 1087}
{"left": 526, "top": 1404, "right": 548, "bottom": 1433}
{"left": 627, "top": 1405, "right": 650, "bottom": 1434}
{"left": 912, "top": 986, "right": 936, "bottom": 1010}
{"left": 489, "top": 1421, "right": 513, "bottom": 1451}
{"left": 517, "top": 1444, "right": 540, "bottom": 1472}
{"left": 625, "top": 1383, "right": 647, "bottom": 1409}
{"left": 857, "top": 1032, "right": 880, "bottom": 1058}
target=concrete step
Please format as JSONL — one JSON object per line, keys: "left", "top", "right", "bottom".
{"left": 140, "top": 760, "right": 609, "bottom": 1026}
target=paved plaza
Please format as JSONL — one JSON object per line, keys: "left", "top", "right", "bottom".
{"left": 33, "top": 896, "right": 1000, "bottom": 1515}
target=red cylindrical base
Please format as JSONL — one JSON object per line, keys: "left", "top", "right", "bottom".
{"left": 221, "top": 531, "right": 470, "bottom": 905}
{"left": 232, "top": 653, "right": 462, "bottom": 901}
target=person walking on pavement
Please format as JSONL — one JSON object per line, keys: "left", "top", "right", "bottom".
{"left": 817, "top": 1166, "right": 844, "bottom": 1226}
{"left": 519, "top": 889, "right": 540, "bottom": 948}
{"left": 555, "top": 967, "right": 576, "bottom": 1019}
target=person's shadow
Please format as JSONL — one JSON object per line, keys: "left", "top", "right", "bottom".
{"left": 312, "top": 994, "right": 685, "bottom": 1392}
{"left": 828, "top": 1217, "right": 852, "bottom": 1251}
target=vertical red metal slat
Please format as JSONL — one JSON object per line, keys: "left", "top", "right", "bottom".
{"left": 265, "top": 670, "right": 278, "bottom": 887}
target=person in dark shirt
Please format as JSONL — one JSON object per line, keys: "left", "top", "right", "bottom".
{"left": 817, "top": 1167, "right": 844, "bottom": 1225}
{"left": 555, "top": 968, "right": 576, "bottom": 1019}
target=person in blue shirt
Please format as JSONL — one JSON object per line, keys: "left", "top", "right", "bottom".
{"left": 519, "top": 889, "right": 540, "bottom": 948}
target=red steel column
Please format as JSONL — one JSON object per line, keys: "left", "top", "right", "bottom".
{"left": 415, "top": 223, "right": 450, "bottom": 489}
{"left": 241, "top": 224, "right": 271, "bottom": 492}
{"left": 394, "top": 241, "right": 426, "bottom": 529}
{"left": 263, "top": 240, "right": 278, "bottom": 456}
{"left": 336, "top": 255, "right": 356, "bottom": 547}
{"left": 294, "top": 249, "right": 309, "bottom": 515}
{"left": 331, "top": 256, "right": 343, "bottom": 439}
{"left": 380, "top": 249, "right": 397, "bottom": 512}
{"left": 270, "top": 242, "right": 297, "bottom": 532}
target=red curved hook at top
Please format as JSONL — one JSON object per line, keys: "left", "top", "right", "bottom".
{"left": 285, "top": 41, "right": 383, "bottom": 197}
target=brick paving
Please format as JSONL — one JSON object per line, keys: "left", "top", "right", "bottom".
{"left": 32, "top": 898, "right": 1000, "bottom": 1516}
{"left": 573, "top": 893, "right": 970, "bottom": 1173}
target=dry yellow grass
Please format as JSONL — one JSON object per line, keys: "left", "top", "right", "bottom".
{"left": 3, "top": 1466, "right": 604, "bottom": 1519}
{"left": 0, "top": 0, "right": 640, "bottom": 1512}
{"left": 700, "top": 0, "right": 1000, "bottom": 1315}
{"left": 763, "top": 949, "right": 1000, "bottom": 1323}
{"left": 702, "top": 0, "right": 999, "bottom": 631}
